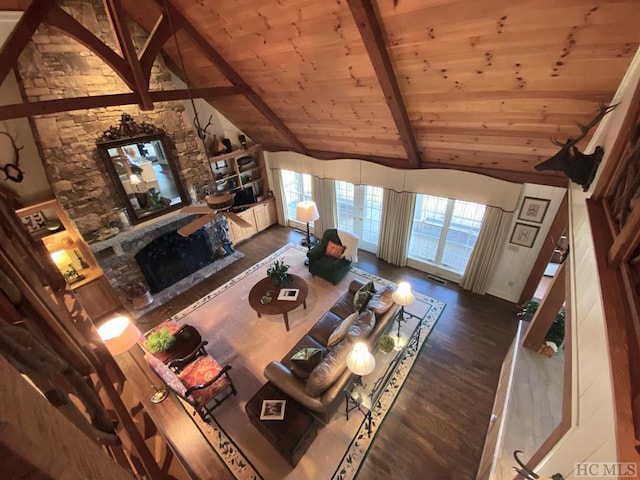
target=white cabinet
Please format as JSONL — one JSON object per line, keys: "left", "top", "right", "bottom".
{"left": 228, "top": 199, "right": 277, "bottom": 244}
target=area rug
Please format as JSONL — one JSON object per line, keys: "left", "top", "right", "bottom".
{"left": 163, "top": 243, "right": 445, "bottom": 479}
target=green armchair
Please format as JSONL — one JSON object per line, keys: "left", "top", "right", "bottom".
{"left": 307, "top": 228, "right": 352, "bottom": 285}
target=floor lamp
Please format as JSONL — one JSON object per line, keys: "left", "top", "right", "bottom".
{"left": 97, "top": 316, "right": 168, "bottom": 403}
{"left": 296, "top": 200, "right": 319, "bottom": 247}
{"left": 391, "top": 282, "right": 415, "bottom": 342}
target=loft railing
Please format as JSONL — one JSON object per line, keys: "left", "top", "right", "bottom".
{"left": 589, "top": 77, "right": 640, "bottom": 461}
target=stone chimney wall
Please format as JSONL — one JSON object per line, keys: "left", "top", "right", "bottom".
{"left": 15, "top": 0, "right": 211, "bottom": 236}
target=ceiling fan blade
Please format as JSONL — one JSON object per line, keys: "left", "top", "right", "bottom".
{"left": 225, "top": 212, "right": 252, "bottom": 229}
{"left": 181, "top": 206, "right": 211, "bottom": 215}
{"left": 177, "top": 213, "right": 216, "bottom": 237}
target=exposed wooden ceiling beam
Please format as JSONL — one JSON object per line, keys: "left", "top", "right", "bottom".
{"left": 156, "top": 0, "right": 307, "bottom": 154}
{"left": 0, "top": 87, "right": 245, "bottom": 121}
{"left": 45, "top": 5, "right": 135, "bottom": 91}
{"left": 0, "top": 0, "right": 56, "bottom": 87}
{"left": 347, "top": 0, "right": 421, "bottom": 168}
{"left": 138, "top": 13, "right": 179, "bottom": 86}
{"left": 102, "top": 0, "right": 153, "bottom": 110}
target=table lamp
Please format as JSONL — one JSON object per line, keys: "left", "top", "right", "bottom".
{"left": 296, "top": 200, "right": 319, "bottom": 247}
{"left": 347, "top": 342, "right": 376, "bottom": 387}
{"left": 129, "top": 173, "right": 142, "bottom": 191}
{"left": 392, "top": 281, "right": 415, "bottom": 341}
{"left": 50, "top": 249, "right": 84, "bottom": 284}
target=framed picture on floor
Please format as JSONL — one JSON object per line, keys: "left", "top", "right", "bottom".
{"left": 510, "top": 222, "right": 540, "bottom": 248}
{"left": 518, "top": 196, "right": 550, "bottom": 224}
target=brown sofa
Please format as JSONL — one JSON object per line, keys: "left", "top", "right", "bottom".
{"left": 263, "top": 279, "right": 399, "bottom": 423}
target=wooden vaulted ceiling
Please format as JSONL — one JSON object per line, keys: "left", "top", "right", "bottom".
{"left": 1, "top": 0, "right": 640, "bottom": 186}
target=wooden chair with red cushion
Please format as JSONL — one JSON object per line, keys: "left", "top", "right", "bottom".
{"left": 145, "top": 341, "right": 236, "bottom": 422}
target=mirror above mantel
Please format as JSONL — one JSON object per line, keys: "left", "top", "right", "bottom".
{"left": 96, "top": 114, "right": 189, "bottom": 225}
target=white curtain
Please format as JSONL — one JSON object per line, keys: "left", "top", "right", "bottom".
{"left": 312, "top": 176, "right": 336, "bottom": 234}
{"left": 460, "top": 206, "right": 513, "bottom": 294}
{"left": 271, "top": 168, "right": 288, "bottom": 226}
{"left": 378, "top": 189, "right": 416, "bottom": 266}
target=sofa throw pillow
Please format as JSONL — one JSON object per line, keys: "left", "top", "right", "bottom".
{"left": 353, "top": 281, "right": 374, "bottom": 312}
{"left": 367, "top": 287, "right": 395, "bottom": 316}
{"left": 305, "top": 340, "right": 352, "bottom": 397}
{"left": 290, "top": 347, "right": 324, "bottom": 379}
{"left": 327, "top": 312, "right": 358, "bottom": 347}
{"left": 325, "top": 240, "right": 346, "bottom": 258}
{"left": 347, "top": 310, "right": 376, "bottom": 342}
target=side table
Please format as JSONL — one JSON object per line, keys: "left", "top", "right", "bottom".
{"left": 151, "top": 324, "right": 202, "bottom": 364}
{"left": 344, "top": 310, "right": 423, "bottom": 437}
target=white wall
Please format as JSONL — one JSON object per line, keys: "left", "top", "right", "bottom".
{"left": 536, "top": 46, "right": 640, "bottom": 478}
{"left": 487, "top": 184, "right": 567, "bottom": 303}
{"left": 0, "top": 70, "right": 51, "bottom": 205}
{"left": 169, "top": 72, "right": 251, "bottom": 152}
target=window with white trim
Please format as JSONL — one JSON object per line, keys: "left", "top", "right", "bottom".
{"left": 408, "top": 194, "right": 485, "bottom": 274}
{"left": 280, "top": 170, "right": 312, "bottom": 223}
{"left": 335, "top": 180, "right": 383, "bottom": 252}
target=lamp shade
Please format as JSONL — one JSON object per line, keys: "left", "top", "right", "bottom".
{"left": 50, "top": 249, "right": 72, "bottom": 269}
{"left": 129, "top": 174, "right": 141, "bottom": 185}
{"left": 296, "top": 200, "right": 319, "bottom": 223}
{"left": 97, "top": 316, "right": 141, "bottom": 356}
{"left": 346, "top": 342, "right": 376, "bottom": 376}
{"left": 392, "top": 281, "right": 415, "bottom": 307}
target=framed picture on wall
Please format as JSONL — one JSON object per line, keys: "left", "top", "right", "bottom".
{"left": 510, "top": 222, "right": 540, "bottom": 248}
{"left": 518, "top": 196, "right": 550, "bottom": 224}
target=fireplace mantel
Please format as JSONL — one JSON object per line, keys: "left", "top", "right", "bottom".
{"left": 88, "top": 209, "right": 191, "bottom": 255}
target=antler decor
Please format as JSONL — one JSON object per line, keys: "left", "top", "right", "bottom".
{"left": 0, "top": 131, "right": 25, "bottom": 183}
{"left": 535, "top": 103, "right": 619, "bottom": 191}
{"left": 194, "top": 113, "right": 214, "bottom": 140}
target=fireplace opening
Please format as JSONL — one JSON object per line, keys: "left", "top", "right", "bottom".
{"left": 135, "top": 229, "right": 214, "bottom": 293}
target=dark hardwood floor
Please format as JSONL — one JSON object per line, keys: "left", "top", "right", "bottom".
{"left": 138, "top": 225, "right": 519, "bottom": 480}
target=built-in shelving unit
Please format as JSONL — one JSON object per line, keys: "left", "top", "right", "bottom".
{"left": 209, "top": 144, "right": 267, "bottom": 199}
{"left": 16, "top": 199, "right": 120, "bottom": 319}
{"left": 17, "top": 199, "right": 98, "bottom": 285}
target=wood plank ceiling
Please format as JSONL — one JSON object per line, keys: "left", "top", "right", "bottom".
{"left": 3, "top": 0, "right": 640, "bottom": 185}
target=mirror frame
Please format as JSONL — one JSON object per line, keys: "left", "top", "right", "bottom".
{"left": 96, "top": 114, "right": 189, "bottom": 225}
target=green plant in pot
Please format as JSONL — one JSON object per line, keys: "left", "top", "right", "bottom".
{"left": 267, "top": 259, "right": 292, "bottom": 286}
{"left": 378, "top": 334, "right": 396, "bottom": 354}
{"left": 518, "top": 298, "right": 565, "bottom": 350}
{"left": 144, "top": 328, "right": 176, "bottom": 353}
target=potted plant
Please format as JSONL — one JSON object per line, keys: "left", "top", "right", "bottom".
{"left": 266, "top": 259, "right": 292, "bottom": 286}
{"left": 144, "top": 327, "right": 176, "bottom": 353}
{"left": 123, "top": 281, "right": 153, "bottom": 309}
{"left": 518, "top": 299, "right": 565, "bottom": 352}
{"left": 378, "top": 334, "right": 396, "bottom": 354}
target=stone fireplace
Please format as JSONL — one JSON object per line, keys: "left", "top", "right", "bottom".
{"left": 136, "top": 229, "right": 214, "bottom": 293}
{"left": 90, "top": 212, "right": 243, "bottom": 319}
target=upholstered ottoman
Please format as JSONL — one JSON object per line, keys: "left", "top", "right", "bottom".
{"left": 245, "top": 382, "right": 318, "bottom": 466}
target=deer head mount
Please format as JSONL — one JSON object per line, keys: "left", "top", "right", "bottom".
{"left": 0, "top": 131, "right": 24, "bottom": 183}
{"left": 535, "top": 103, "right": 618, "bottom": 191}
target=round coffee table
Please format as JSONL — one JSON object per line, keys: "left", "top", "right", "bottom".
{"left": 248, "top": 274, "right": 309, "bottom": 331}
